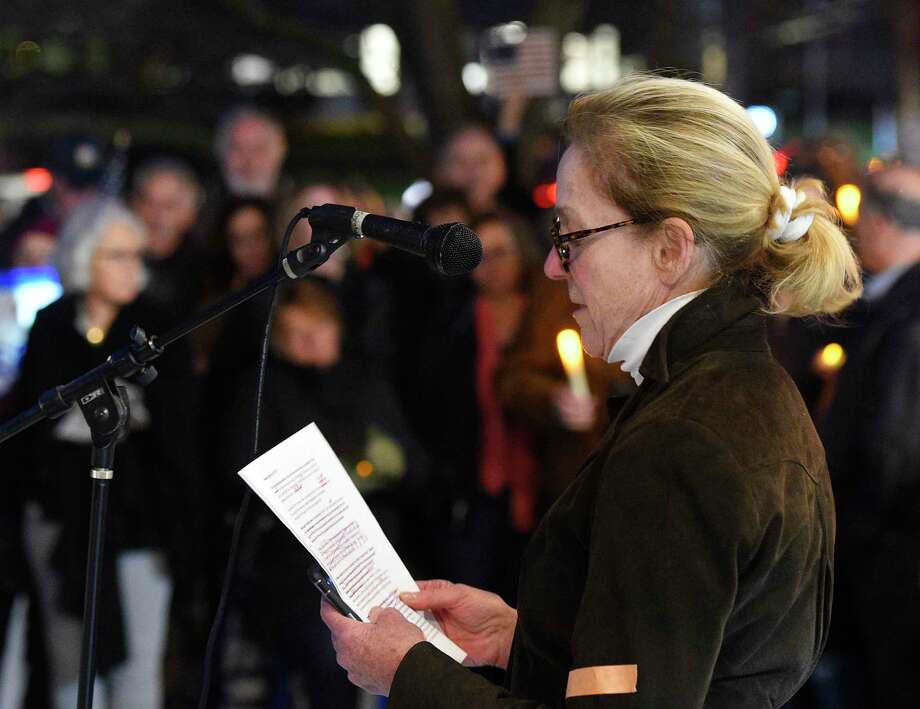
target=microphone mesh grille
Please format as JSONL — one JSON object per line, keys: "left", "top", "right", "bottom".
{"left": 439, "top": 224, "right": 483, "bottom": 276}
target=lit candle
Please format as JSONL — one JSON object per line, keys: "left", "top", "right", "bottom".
{"left": 556, "top": 329, "right": 590, "bottom": 398}
{"left": 819, "top": 342, "right": 846, "bottom": 370}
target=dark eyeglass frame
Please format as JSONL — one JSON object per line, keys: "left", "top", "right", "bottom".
{"left": 551, "top": 215, "right": 650, "bottom": 271}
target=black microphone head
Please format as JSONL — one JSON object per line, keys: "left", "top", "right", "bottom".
{"left": 425, "top": 223, "right": 483, "bottom": 276}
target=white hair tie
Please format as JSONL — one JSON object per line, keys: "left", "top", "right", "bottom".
{"left": 767, "top": 186, "right": 814, "bottom": 243}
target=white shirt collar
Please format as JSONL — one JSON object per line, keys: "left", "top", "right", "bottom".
{"left": 607, "top": 289, "right": 707, "bottom": 386}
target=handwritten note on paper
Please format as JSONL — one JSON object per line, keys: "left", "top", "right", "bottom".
{"left": 237, "top": 422, "right": 466, "bottom": 664}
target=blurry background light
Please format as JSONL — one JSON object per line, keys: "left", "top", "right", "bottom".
{"left": 23, "top": 168, "right": 53, "bottom": 194}
{"left": 561, "top": 26, "right": 622, "bottom": 94}
{"left": 532, "top": 182, "right": 556, "bottom": 209}
{"left": 462, "top": 62, "right": 488, "bottom": 95}
{"left": 835, "top": 183, "right": 861, "bottom": 225}
{"left": 746, "top": 105, "right": 779, "bottom": 139}
{"left": 304, "top": 68, "right": 354, "bottom": 97}
{"left": 492, "top": 21, "right": 528, "bottom": 45}
{"left": 702, "top": 40, "right": 727, "bottom": 86}
{"left": 360, "top": 24, "right": 400, "bottom": 96}
{"left": 400, "top": 179, "right": 432, "bottom": 213}
{"left": 231, "top": 53, "right": 275, "bottom": 86}
{"left": 589, "top": 25, "right": 620, "bottom": 89}
{"left": 774, "top": 150, "right": 790, "bottom": 176}
{"left": 818, "top": 342, "right": 846, "bottom": 372}
{"left": 274, "top": 65, "right": 307, "bottom": 95}
{"left": 560, "top": 32, "right": 589, "bottom": 93}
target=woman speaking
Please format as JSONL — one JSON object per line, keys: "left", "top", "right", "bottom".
{"left": 321, "top": 74, "right": 861, "bottom": 708}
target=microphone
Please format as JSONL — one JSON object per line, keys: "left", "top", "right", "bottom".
{"left": 307, "top": 204, "right": 482, "bottom": 276}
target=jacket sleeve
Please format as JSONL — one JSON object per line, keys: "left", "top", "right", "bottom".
{"left": 567, "top": 419, "right": 757, "bottom": 707}
{"left": 390, "top": 642, "right": 556, "bottom": 709}
{"left": 389, "top": 418, "right": 759, "bottom": 709}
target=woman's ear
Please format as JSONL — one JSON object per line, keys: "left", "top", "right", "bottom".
{"left": 650, "top": 217, "right": 698, "bottom": 287}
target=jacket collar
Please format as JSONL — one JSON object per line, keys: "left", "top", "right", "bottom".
{"left": 637, "top": 278, "right": 766, "bottom": 385}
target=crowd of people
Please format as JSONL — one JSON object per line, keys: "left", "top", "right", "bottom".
{"left": 0, "top": 87, "right": 916, "bottom": 709}
{"left": 0, "top": 104, "right": 622, "bottom": 709}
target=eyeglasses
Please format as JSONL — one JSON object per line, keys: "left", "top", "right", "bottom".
{"left": 551, "top": 215, "right": 648, "bottom": 271}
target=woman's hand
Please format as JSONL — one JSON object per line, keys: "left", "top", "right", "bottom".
{"left": 400, "top": 580, "right": 518, "bottom": 669}
{"left": 320, "top": 601, "right": 425, "bottom": 696}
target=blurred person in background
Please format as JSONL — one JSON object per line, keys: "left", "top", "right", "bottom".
{"left": 279, "top": 182, "right": 396, "bottom": 373}
{"left": 197, "top": 196, "right": 277, "bottom": 374}
{"left": 130, "top": 156, "right": 204, "bottom": 321}
{"left": 0, "top": 136, "right": 104, "bottom": 268}
{"left": 8, "top": 217, "right": 58, "bottom": 268}
{"left": 413, "top": 189, "right": 473, "bottom": 228}
{"left": 374, "top": 190, "right": 476, "bottom": 488}
{"left": 198, "top": 106, "right": 290, "bottom": 241}
{"left": 382, "top": 189, "right": 473, "bottom": 416}
{"left": 0, "top": 469, "right": 37, "bottom": 709}
{"left": 215, "top": 106, "right": 288, "bottom": 200}
{"left": 213, "top": 279, "right": 426, "bottom": 709}
{"left": 496, "top": 272, "right": 632, "bottom": 517}
{"left": 197, "top": 198, "right": 277, "bottom": 510}
{"left": 5, "top": 197, "right": 197, "bottom": 709}
{"left": 433, "top": 123, "right": 536, "bottom": 221}
{"left": 214, "top": 106, "right": 288, "bottom": 200}
{"left": 434, "top": 125, "right": 508, "bottom": 216}
{"left": 208, "top": 197, "right": 276, "bottom": 295}
{"left": 408, "top": 211, "right": 544, "bottom": 602}
{"left": 129, "top": 156, "right": 210, "bottom": 708}
{"left": 818, "top": 163, "right": 920, "bottom": 709}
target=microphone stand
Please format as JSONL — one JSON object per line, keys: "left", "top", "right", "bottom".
{"left": 0, "top": 218, "right": 348, "bottom": 709}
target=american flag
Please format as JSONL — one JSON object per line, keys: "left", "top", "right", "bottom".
{"left": 485, "top": 28, "right": 560, "bottom": 98}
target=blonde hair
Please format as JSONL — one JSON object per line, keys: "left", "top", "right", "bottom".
{"left": 566, "top": 74, "right": 861, "bottom": 316}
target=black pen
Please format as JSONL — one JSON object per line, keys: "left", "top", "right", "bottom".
{"left": 310, "top": 565, "right": 362, "bottom": 620}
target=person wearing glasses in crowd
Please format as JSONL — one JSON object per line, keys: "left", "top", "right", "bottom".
{"left": 321, "top": 74, "right": 861, "bottom": 707}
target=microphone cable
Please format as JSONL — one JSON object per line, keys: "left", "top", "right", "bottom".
{"left": 196, "top": 208, "right": 311, "bottom": 709}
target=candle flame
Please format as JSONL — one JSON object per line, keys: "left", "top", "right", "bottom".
{"left": 556, "top": 329, "right": 584, "bottom": 370}
{"left": 836, "top": 184, "right": 861, "bottom": 226}
{"left": 819, "top": 342, "right": 846, "bottom": 370}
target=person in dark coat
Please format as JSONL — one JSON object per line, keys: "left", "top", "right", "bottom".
{"left": 818, "top": 163, "right": 920, "bottom": 709}
{"left": 213, "top": 278, "right": 428, "bottom": 709}
{"left": 7, "top": 197, "right": 197, "bottom": 709}
{"left": 320, "top": 74, "right": 862, "bottom": 708}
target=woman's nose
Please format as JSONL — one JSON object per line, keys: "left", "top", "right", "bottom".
{"left": 544, "top": 248, "right": 566, "bottom": 280}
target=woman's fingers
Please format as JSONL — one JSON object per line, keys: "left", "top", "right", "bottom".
{"left": 401, "top": 581, "right": 465, "bottom": 611}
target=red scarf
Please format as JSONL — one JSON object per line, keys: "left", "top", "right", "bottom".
{"left": 474, "top": 297, "right": 537, "bottom": 532}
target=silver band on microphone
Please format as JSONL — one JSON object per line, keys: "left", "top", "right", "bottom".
{"left": 351, "top": 210, "right": 369, "bottom": 237}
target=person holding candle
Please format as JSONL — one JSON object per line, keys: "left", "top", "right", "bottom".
{"left": 408, "top": 210, "right": 544, "bottom": 603}
{"left": 321, "top": 74, "right": 861, "bottom": 707}
{"left": 494, "top": 278, "right": 633, "bottom": 515}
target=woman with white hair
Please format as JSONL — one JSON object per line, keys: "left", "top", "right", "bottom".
{"left": 320, "top": 74, "right": 862, "bottom": 708}
{"left": 9, "top": 197, "right": 197, "bottom": 709}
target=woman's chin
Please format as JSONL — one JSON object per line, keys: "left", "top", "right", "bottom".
{"left": 578, "top": 333, "right": 603, "bottom": 360}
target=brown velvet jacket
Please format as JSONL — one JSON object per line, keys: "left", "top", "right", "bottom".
{"left": 390, "top": 279, "right": 834, "bottom": 708}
